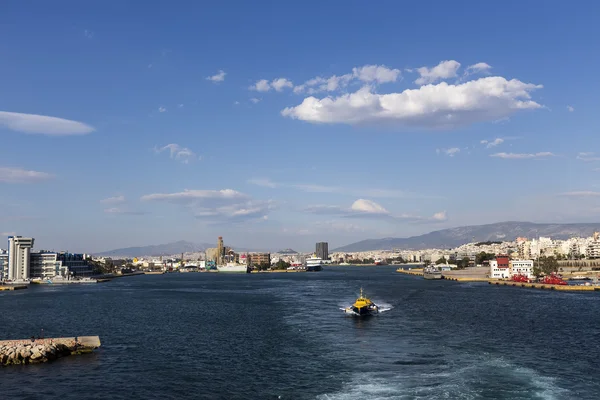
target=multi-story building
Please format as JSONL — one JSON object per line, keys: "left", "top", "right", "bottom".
{"left": 489, "top": 254, "right": 510, "bottom": 279}
{"left": 509, "top": 260, "right": 534, "bottom": 279}
{"left": 316, "top": 242, "right": 329, "bottom": 260}
{"left": 0, "top": 250, "right": 8, "bottom": 281}
{"left": 586, "top": 232, "right": 600, "bottom": 259}
{"left": 7, "top": 236, "right": 34, "bottom": 281}
{"left": 57, "top": 252, "right": 94, "bottom": 276}
{"left": 30, "top": 252, "right": 69, "bottom": 279}
{"left": 249, "top": 253, "right": 271, "bottom": 266}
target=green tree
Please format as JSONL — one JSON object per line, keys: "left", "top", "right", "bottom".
{"left": 475, "top": 252, "right": 495, "bottom": 265}
{"left": 540, "top": 256, "right": 559, "bottom": 275}
{"left": 435, "top": 257, "right": 447, "bottom": 265}
{"left": 458, "top": 256, "right": 471, "bottom": 269}
{"left": 274, "top": 260, "right": 291, "bottom": 270}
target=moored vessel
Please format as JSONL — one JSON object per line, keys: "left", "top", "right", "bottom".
{"left": 423, "top": 265, "right": 442, "bottom": 280}
{"left": 344, "top": 288, "right": 379, "bottom": 316}
{"left": 305, "top": 254, "right": 324, "bottom": 271}
{"left": 217, "top": 262, "right": 250, "bottom": 273}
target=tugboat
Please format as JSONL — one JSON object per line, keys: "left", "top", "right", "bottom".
{"left": 343, "top": 288, "right": 379, "bottom": 316}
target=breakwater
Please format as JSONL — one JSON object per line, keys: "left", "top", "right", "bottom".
{"left": 0, "top": 336, "right": 101, "bottom": 366}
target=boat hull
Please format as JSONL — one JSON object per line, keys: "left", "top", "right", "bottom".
{"left": 217, "top": 265, "right": 249, "bottom": 273}
{"left": 344, "top": 305, "right": 379, "bottom": 316}
{"left": 423, "top": 272, "right": 442, "bottom": 280}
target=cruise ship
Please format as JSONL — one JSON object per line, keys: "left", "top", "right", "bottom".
{"left": 305, "top": 254, "right": 324, "bottom": 272}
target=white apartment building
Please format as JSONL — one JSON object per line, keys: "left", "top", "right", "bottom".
{"left": 510, "top": 260, "right": 534, "bottom": 279}
{"left": 7, "top": 236, "right": 34, "bottom": 282}
{"left": 0, "top": 250, "right": 8, "bottom": 281}
{"left": 489, "top": 260, "right": 510, "bottom": 279}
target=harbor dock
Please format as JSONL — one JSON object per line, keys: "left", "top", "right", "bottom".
{"left": 1, "top": 336, "right": 101, "bottom": 366}
{"left": 0, "top": 285, "right": 28, "bottom": 291}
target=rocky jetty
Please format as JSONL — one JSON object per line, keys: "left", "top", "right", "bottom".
{"left": 0, "top": 336, "right": 101, "bottom": 366}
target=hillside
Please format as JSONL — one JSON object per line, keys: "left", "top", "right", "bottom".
{"left": 95, "top": 240, "right": 214, "bottom": 258}
{"left": 333, "top": 221, "right": 600, "bottom": 252}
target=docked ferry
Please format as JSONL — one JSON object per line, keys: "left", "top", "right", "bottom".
{"left": 305, "top": 254, "right": 324, "bottom": 271}
{"left": 217, "top": 262, "right": 250, "bottom": 273}
{"left": 343, "top": 288, "right": 379, "bottom": 316}
{"left": 423, "top": 265, "right": 442, "bottom": 280}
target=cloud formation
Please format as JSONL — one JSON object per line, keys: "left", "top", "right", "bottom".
{"left": 0, "top": 111, "right": 94, "bottom": 136}
{"left": 292, "top": 64, "right": 401, "bottom": 95}
{"left": 415, "top": 60, "right": 461, "bottom": 85}
{"left": 141, "top": 189, "right": 273, "bottom": 222}
{"left": 490, "top": 152, "right": 555, "bottom": 159}
{"left": 104, "top": 208, "right": 147, "bottom": 215}
{"left": 250, "top": 78, "right": 293, "bottom": 92}
{"left": 158, "top": 106, "right": 167, "bottom": 113}
{"left": 281, "top": 76, "right": 542, "bottom": 129}
{"left": 436, "top": 147, "right": 460, "bottom": 157}
{"left": 100, "top": 195, "right": 126, "bottom": 204}
{"left": 0, "top": 167, "right": 55, "bottom": 183}
{"left": 481, "top": 138, "right": 504, "bottom": 148}
{"left": 567, "top": 105, "right": 575, "bottom": 112}
{"left": 576, "top": 152, "right": 600, "bottom": 162}
{"left": 465, "top": 62, "right": 492, "bottom": 75}
{"left": 304, "top": 199, "right": 446, "bottom": 223}
{"left": 558, "top": 191, "right": 600, "bottom": 197}
{"left": 247, "top": 178, "right": 430, "bottom": 199}
{"left": 154, "top": 144, "right": 198, "bottom": 163}
{"left": 206, "top": 70, "right": 226, "bottom": 83}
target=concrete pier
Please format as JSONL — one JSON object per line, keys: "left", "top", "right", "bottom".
{"left": 1, "top": 336, "right": 101, "bottom": 366}
{"left": 0, "top": 285, "right": 28, "bottom": 291}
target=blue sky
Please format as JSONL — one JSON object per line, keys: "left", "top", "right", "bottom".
{"left": 1, "top": 1, "right": 599, "bottom": 253}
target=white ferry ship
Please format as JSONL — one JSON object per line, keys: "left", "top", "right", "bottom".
{"left": 305, "top": 254, "right": 324, "bottom": 272}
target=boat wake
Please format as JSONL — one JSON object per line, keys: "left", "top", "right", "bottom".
{"left": 317, "top": 355, "right": 570, "bottom": 400}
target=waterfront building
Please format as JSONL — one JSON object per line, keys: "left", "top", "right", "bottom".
{"left": 30, "top": 252, "right": 69, "bottom": 279}
{"left": 249, "top": 252, "right": 271, "bottom": 266}
{"left": 7, "top": 236, "right": 34, "bottom": 281}
{"left": 316, "top": 242, "right": 329, "bottom": 260}
{"left": 0, "top": 250, "right": 7, "bottom": 281}
{"left": 509, "top": 260, "right": 534, "bottom": 279}
{"left": 586, "top": 232, "right": 600, "bottom": 259}
{"left": 57, "top": 252, "right": 94, "bottom": 277}
{"left": 489, "top": 255, "right": 510, "bottom": 279}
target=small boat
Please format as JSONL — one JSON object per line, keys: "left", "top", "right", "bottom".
{"left": 343, "top": 288, "right": 379, "bottom": 316}
{"left": 423, "top": 265, "right": 442, "bottom": 280}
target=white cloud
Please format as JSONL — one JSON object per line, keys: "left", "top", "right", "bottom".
{"left": 351, "top": 65, "right": 401, "bottom": 84}
{"left": 485, "top": 138, "right": 504, "bottom": 148}
{"left": 490, "top": 152, "right": 555, "bottom": 159}
{"left": 248, "top": 178, "right": 428, "bottom": 199}
{"left": 567, "top": 105, "right": 575, "bottom": 112}
{"left": 415, "top": 60, "right": 461, "bottom": 85}
{"left": 558, "top": 191, "right": 600, "bottom": 197}
{"left": 292, "top": 64, "right": 400, "bottom": 95}
{"left": 0, "top": 111, "right": 94, "bottom": 136}
{"left": 250, "top": 98, "right": 261, "bottom": 104}
{"left": 100, "top": 195, "right": 126, "bottom": 204}
{"left": 178, "top": 104, "right": 184, "bottom": 108}
{"left": 305, "top": 199, "right": 446, "bottom": 223}
{"left": 158, "top": 106, "right": 167, "bottom": 113}
{"left": 206, "top": 70, "right": 226, "bottom": 83}
{"left": 271, "top": 78, "right": 294, "bottom": 92}
{"left": 0, "top": 167, "right": 55, "bottom": 183}
{"left": 350, "top": 199, "right": 389, "bottom": 215}
{"left": 465, "top": 62, "right": 492, "bottom": 75}
{"left": 250, "top": 79, "right": 273, "bottom": 92}
{"left": 84, "top": 29, "right": 94, "bottom": 39}
{"left": 104, "top": 207, "right": 147, "bottom": 215}
{"left": 281, "top": 76, "right": 542, "bottom": 129}
{"left": 141, "top": 189, "right": 273, "bottom": 221}
{"left": 1, "top": 231, "right": 16, "bottom": 236}
{"left": 576, "top": 152, "right": 600, "bottom": 161}
{"left": 154, "top": 143, "right": 198, "bottom": 164}
{"left": 437, "top": 147, "right": 460, "bottom": 157}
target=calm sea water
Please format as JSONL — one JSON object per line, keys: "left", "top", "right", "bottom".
{"left": 1, "top": 266, "right": 599, "bottom": 399}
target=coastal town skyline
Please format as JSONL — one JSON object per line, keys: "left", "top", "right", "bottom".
{"left": 2, "top": 2, "right": 599, "bottom": 252}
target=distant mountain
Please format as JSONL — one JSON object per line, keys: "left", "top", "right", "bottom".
{"left": 277, "top": 248, "right": 298, "bottom": 254}
{"left": 95, "top": 240, "right": 213, "bottom": 258}
{"left": 333, "top": 221, "right": 600, "bottom": 252}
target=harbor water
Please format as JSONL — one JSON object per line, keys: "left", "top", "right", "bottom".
{"left": 1, "top": 266, "right": 599, "bottom": 399}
